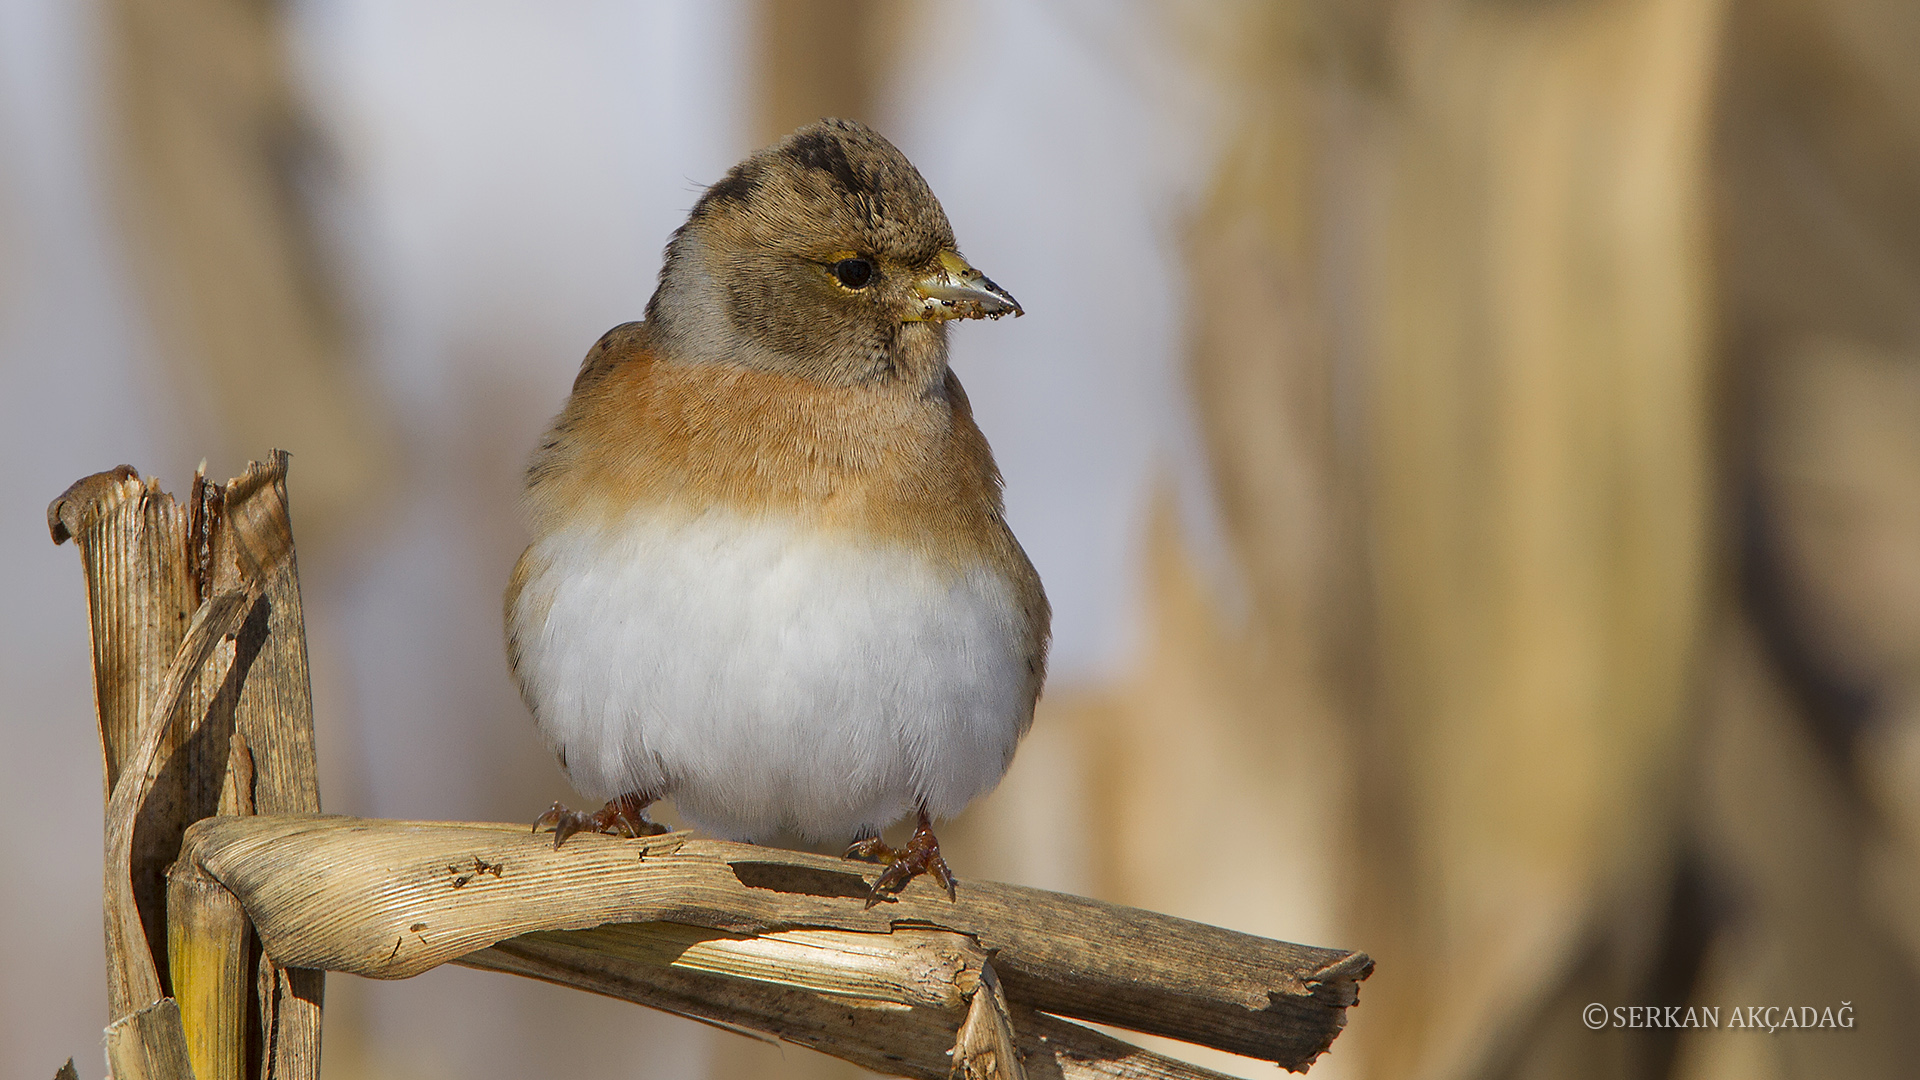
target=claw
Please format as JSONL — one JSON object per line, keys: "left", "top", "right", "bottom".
{"left": 844, "top": 807, "right": 957, "bottom": 907}
{"left": 533, "top": 803, "right": 562, "bottom": 833}
{"left": 533, "top": 793, "right": 665, "bottom": 849}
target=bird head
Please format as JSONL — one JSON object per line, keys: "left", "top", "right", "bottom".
{"left": 645, "top": 119, "right": 1021, "bottom": 389}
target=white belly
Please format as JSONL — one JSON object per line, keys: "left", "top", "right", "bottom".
{"left": 509, "top": 508, "right": 1031, "bottom": 842}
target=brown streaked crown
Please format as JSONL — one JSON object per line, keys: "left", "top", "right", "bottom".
{"left": 695, "top": 120, "right": 955, "bottom": 263}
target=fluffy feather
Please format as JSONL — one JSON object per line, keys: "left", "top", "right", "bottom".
{"left": 509, "top": 506, "right": 1031, "bottom": 841}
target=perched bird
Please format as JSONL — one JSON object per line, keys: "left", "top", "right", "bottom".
{"left": 505, "top": 119, "right": 1049, "bottom": 902}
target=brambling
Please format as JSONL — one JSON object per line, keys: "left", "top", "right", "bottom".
{"left": 505, "top": 119, "right": 1049, "bottom": 902}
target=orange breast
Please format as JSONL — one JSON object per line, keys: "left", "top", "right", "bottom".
{"left": 527, "top": 327, "right": 1020, "bottom": 573}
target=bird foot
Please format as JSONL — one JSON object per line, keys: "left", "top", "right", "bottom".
{"left": 844, "top": 808, "right": 956, "bottom": 907}
{"left": 534, "top": 792, "right": 667, "bottom": 849}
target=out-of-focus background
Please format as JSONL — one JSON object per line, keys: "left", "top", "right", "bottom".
{"left": 4, "top": 0, "right": 1919, "bottom": 1077}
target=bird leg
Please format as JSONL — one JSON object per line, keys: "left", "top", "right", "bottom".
{"left": 844, "top": 805, "right": 957, "bottom": 907}
{"left": 534, "top": 792, "right": 667, "bottom": 849}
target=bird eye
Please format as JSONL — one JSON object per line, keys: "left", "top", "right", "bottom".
{"left": 830, "top": 257, "right": 874, "bottom": 290}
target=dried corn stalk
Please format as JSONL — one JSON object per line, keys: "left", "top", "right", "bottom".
{"left": 54, "top": 460, "right": 1370, "bottom": 1080}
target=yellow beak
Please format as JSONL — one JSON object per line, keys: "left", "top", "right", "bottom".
{"left": 910, "top": 250, "right": 1023, "bottom": 322}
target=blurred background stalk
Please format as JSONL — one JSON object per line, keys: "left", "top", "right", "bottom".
{"left": 104, "top": 0, "right": 391, "bottom": 537}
